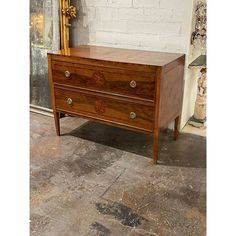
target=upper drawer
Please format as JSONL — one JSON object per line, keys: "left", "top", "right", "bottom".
{"left": 51, "top": 60, "right": 155, "bottom": 100}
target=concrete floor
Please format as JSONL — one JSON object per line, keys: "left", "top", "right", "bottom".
{"left": 30, "top": 112, "right": 206, "bottom": 236}
{"left": 182, "top": 124, "right": 206, "bottom": 137}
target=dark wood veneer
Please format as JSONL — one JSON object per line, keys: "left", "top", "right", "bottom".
{"left": 54, "top": 86, "right": 154, "bottom": 132}
{"left": 48, "top": 45, "right": 185, "bottom": 164}
{"left": 52, "top": 60, "right": 155, "bottom": 100}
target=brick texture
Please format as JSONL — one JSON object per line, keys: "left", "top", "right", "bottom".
{"left": 74, "top": 0, "right": 193, "bottom": 54}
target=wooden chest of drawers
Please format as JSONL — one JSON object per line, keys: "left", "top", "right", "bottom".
{"left": 48, "top": 45, "right": 185, "bottom": 164}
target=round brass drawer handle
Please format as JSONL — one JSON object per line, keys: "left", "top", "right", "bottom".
{"left": 130, "top": 80, "right": 137, "bottom": 88}
{"left": 130, "top": 112, "right": 136, "bottom": 119}
{"left": 65, "top": 70, "right": 71, "bottom": 78}
{"left": 67, "top": 98, "right": 73, "bottom": 105}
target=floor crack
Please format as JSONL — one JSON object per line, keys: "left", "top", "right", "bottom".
{"left": 100, "top": 168, "right": 126, "bottom": 199}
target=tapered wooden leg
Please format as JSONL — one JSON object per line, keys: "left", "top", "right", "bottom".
{"left": 173, "top": 116, "right": 180, "bottom": 141}
{"left": 54, "top": 111, "right": 60, "bottom": 136}
{"left": 153, "top": 129, "right": 160, "bottom": 164}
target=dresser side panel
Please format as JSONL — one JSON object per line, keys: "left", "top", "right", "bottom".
{"left": 158, "top": 56, "right": 185, "bottom": 128}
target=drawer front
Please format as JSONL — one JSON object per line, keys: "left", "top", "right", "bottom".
{"left": 51, "top": 61, "right": 155, "bottom": 100}
{"left": 54, "top": 87, "right": 154, "bottom": 132}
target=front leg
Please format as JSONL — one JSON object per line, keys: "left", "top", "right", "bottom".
{"left": 173, "top": 116, "right": 180, "bottom": 141}
{"left": 53, "top": 111, "right": 60, "bottom": 136}
{"left": 153, "top": 128, "right": 160, "bottom": 164}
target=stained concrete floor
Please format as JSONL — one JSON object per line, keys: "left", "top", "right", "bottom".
{"left": 30, "top": 112, "right": 206, "bottom": 236}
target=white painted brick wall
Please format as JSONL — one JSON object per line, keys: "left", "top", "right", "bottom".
{"left": 72, "top": 0, "right": 194, "bottom": 128}
{"left": 110, "top": 0, "right": 133, "bottom": 7}
{"left": 74, "top": 0, "right": 193, "bottom": 54}
{"left": 133, "top": 0, "right": 159, "bottom": 8}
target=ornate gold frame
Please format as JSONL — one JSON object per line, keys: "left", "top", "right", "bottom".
{"left": 59, "top": 0, "right": 77, "bottom": 49}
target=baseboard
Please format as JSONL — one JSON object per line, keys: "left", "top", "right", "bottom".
{"left": 30, "top": 104, "right": 53, "bottom": 117}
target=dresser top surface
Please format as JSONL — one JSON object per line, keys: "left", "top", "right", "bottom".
{"left": 49, "top": 45, "right": 185, "bottom": 67}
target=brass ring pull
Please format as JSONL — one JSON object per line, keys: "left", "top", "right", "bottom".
{"left": 130, "top": 112, "right": 136, "bottom": 119}
{"left": 130, "top": 80, "right": 137, "bottom": 88}
{"left": 67, "top": 98, "right": 73, "bottom": 105}
{"left": 65, "top": 70, "right": 71, "bottom": 78}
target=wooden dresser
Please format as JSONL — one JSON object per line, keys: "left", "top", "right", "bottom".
{"left": 48, "top": 45, "right": 185, "bottom": 164}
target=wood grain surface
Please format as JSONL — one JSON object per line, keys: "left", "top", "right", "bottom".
{"left": 52, "top": 60, "right": 155, "bottom": 100}
{"left": 49, "top": 45, "right": 184, "bottom": 67}
{"left": 54, "top": 86, "right": 154, "bottom": 132}
{"left": 48, "top": 45, "right": 185, "bottom": 163}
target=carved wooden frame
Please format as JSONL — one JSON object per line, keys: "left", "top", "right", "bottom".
{"left": 59, "top": 0, "right": 77, "bottom": 49}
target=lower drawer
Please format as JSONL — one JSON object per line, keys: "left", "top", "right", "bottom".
{"left": 54, "top": 87, "right": 154, "bottom": 132}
